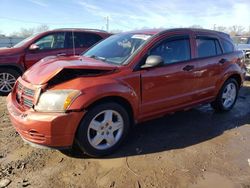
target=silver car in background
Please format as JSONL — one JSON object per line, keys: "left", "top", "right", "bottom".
{"left": 233, "top": 36, "right": 250, "bottom": 75}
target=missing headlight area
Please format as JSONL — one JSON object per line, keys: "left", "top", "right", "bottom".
{"left": 48, "top": 68, "right": 113, "bottom": 86}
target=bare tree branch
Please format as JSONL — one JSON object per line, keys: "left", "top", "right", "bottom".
{"left": 9, "top": 24, "right": 49, "bottom": 38}
{"left": 229, "top": 25, "right": 245, "bottom": 36}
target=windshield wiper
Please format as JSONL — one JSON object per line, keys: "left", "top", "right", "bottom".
{"left": 86, "top": 55, "right": 117, "bottom": 65}
{"left": 89, "top": 55, "right": 107, "bottom": 62}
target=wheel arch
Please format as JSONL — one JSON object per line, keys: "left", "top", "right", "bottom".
{"left": 211, "top": 74, "right": 240, "bottom": 112}
{"left": 0, "top": 64, "right": 24, "bottom": 75}
{"left": 227, "top": 73, "right": 242, "bottom": 87}
{"left": 85, "top": 96, "right": 135, "bottom": 126}
{"left": 214, "top": 72, "right": 242, "bottom": 98}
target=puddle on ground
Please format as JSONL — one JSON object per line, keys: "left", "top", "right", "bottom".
{"left": 190, "top": 172, "right": 238, "bottom": 188}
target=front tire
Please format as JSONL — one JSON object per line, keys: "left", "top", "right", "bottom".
{"left": 76, "top": 102, "right": 130, "bottom": 157}
{"left": 211, "top": 78, "right": 239, "bottom": 112}
{"left": 0, "top": 68, "right": 20, "bottom": 96}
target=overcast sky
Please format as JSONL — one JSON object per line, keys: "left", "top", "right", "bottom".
{"left": 0, "top": 0, "right": 249, "bottom": 35}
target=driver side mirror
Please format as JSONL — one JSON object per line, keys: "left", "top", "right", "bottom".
{"left": 141, "top": 55, "right": 164, "bottom": 69}
{"left": 29, "top": 44, "right": 40, "bottom": 51}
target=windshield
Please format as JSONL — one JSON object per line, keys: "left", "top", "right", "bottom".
{"left": 232, "top": 37, "right": 250, "bottom": 45}
{"left": 13, "top": 33, "right": 40, "bottom": 48}
{"left": 83, "top": 33, "right": 152, "bottom": 65}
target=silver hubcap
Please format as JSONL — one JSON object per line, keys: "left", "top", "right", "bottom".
{"left": 87, "top": 110, "right": 124, "bottom": 150}
{"left": 222, "top": 83, "right": 237, "bottom": 108}
{"left": 0, "top": 73, "right": 16, "bottom": 93}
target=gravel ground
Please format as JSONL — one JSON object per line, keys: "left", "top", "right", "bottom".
{"left": 1, "top": 81, "right": 250, "bottom": 188}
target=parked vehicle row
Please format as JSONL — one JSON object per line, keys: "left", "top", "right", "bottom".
{"left": 233, "top": 36, "right": 250, "bottom": 75}
{"left": 0, "top": 28, "right": 111, "bottom": 95}
{"left": 233, "top": 36, "right": 250, "bottom": 58}
{"left": 6, "top": 28, "right": 246, "bottom": 157}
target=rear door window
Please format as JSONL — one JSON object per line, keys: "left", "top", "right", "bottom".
{"left": 68, "top": 32, "right": 103, "bottom": 48}
{"left": 150, "top": 37, "right": 191, "bottom": 65}
{"left": 196, "top": 37, "right": 222, "bottom": 58}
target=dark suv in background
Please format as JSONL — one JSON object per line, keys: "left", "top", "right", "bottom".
{"left": 0, "top": 28, "right": 111, "bottom": 95}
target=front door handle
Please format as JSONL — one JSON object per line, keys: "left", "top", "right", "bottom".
{"left": 219, "top": 58, "right": 227, "bottom": 64}
{"left": 183, "top": 65, "right": 194, "bottom": 71}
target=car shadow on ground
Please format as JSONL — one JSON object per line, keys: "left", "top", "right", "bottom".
{"left": 61, "top": 84, "right": 250, "bottom": 159}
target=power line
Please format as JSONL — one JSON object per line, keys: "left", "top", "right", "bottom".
{"left": 0, "top": 15, "right": 133, "bottom": 32}
{"left": 112, "top": 21, "right": 131, "bottom": 30}
{"left": 0, "top": 16, "right": 104, "bottom": 25}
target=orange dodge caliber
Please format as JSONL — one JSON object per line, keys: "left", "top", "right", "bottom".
{"left": 7, "top": 28, "right": 246, "bottom": 157}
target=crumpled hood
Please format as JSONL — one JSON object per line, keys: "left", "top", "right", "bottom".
{"left": 23, "top": 56, "right": 118, "bottom": 85}
{"left": 0, "top": 47, "right": 22, "bottom": 56}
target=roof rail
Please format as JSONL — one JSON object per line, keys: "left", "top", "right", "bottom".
{"left": 157, "top": 28, "right": 231, "bottom": 39}
{"left": 52, "top": 28, "right": 108, "bottom": 33}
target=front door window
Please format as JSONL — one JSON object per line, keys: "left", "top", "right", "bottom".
{"left": 35, "top": 33, "right": 66, "bottom": 50}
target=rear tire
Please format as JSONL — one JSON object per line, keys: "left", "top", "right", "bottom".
{"left": 75, "top": 102, "right": 130, "bottom": 157}
{"left": 0, "top": 68, "right": 20, "bottom": 96}
{"left": 211, "top": 78, "right": 239, "bottom": 112}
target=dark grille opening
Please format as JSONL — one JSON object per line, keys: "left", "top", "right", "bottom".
{"left": 29, "top": 130, "right": 45, "bottom": 138}
{"left": 48, "top": 68, "right": 111, "bottom": 86}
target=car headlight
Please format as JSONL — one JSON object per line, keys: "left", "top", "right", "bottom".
{"left": 35, "top": 90, "right": 81, "bottom": 112}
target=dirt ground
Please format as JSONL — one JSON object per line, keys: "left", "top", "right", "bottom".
{"left": 1, "top": 82, "right": 250, "bottom": 188}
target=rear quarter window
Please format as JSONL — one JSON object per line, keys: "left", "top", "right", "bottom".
{"left": 221, "top": 39, "right": 235, "bottom": 53}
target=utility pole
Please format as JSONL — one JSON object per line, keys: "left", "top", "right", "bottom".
{"left": 106, "top": 16, "right": 109, "bottom": 32}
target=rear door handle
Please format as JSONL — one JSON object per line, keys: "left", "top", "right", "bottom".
{"left": 183, "top": 65, "right": 194, "bottom": 71}
{"left": 219, "top": 58, "right": 227, "bottom": 64}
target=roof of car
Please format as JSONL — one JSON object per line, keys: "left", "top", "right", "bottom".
{"left": 127, "top": 28, "right": 230, "bottom": 39}
{"left": 127, "top": 29, "right": 165, "bottom": 35}
{"left": 233, "top": 36, "right": 250, "bottom": 38}
{"left": 51, "top": 28, "right": 109, "bottom": 33}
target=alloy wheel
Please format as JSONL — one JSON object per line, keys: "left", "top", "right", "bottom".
{"left": 87, "top": 110, "right": 124, "bottom": 150}
{"left": 222, "top": 83, "right": 237, "bottom": 109}
{"left": 0, "top": 72, "right": 16, "bottom": 93}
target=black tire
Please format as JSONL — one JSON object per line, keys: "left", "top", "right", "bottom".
{"left": 75, "top": 102, "right": 130, "bottom": 157}
{"left": 211, "top": 78, "right": 239, "bottom": 112}
{"left": 0, "top": 68, "right": 20, "bottom": 96}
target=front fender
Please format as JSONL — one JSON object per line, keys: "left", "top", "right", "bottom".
{"left": 0, "top": 52, "right": 26, "bottom": 73}
{"left": 68, "top": 78, "right": 139, "bottom": 118}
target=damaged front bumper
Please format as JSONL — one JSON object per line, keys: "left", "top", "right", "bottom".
{"left": 6, "top": 93, "right": 85, "bottom": 148}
